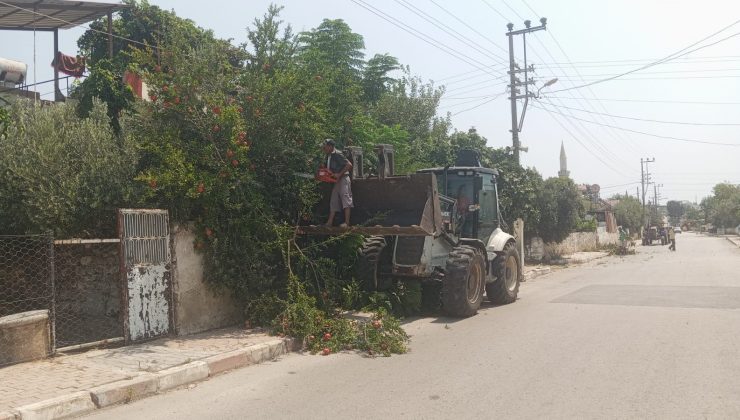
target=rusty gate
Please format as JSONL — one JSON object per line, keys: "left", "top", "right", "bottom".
{"left": 118, "top": 209, "right": 172, "bottom": 342}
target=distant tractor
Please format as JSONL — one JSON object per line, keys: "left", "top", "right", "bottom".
{"left": 300, "top": 147, "right": 522, "bottom": 317}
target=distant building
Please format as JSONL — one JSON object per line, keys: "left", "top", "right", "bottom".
{"left": 558, "top": 141, "right": 570, "bottom": 178}
{"left": 578, "top": 183, "right": 617, "bottom": 234}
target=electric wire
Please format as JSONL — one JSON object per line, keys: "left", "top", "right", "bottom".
{"left": 493, "top": 0, "right": 644, "bottom": 160}
{"left": 543, "top": 102, "right": 740, "bottom": 126}
{"left": 478, "top": 0, "right": 636, "bottom": 163}
{"left": 394, "top": 0, "right": 507, "bottom": 65}
{"left": 549, "top": 20, "right": 740, "bottom": 93}
{"left": 532, "top": 103, "right": 740, "bottom": 147}
{"left": 428, "top": 0, "right": 509, "bottom": 56}
{"left": 546, "top": 95, "right": 740, "bottom": 106}
{"left": 450, "top": 92, "right": 507, "bottom": 116}
{"left": 518, "top": 0, "right": 650, "bottom": 156}
{"left": 350, "top": 0, "right": 503, "bottom": 79}
{"left": 0, "top": 0, "right": 166, "bottom": 52}
{"left": 536, "top": 102, "right": 633, "bottom": 178}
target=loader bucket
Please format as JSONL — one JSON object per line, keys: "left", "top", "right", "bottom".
{"left": 299, "top": 173, "right": 444, "bottom": 236}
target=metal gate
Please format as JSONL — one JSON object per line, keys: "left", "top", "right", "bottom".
{"left": 118, "top": 209, "right": 172, "bottom": 342}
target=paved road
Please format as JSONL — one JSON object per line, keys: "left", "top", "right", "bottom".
{"left": 84, "top": 234, "right": 740, "bottom": 419}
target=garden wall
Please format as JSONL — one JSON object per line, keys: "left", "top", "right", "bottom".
{"left": 526, "top": 231, "right": 610, "bottom": 262}
{"left": 172, "top": 226, "right": 241, "bottom": 335}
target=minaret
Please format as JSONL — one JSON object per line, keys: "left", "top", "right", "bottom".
{"left": 558, "top": 141, "right": 570, "bottom": 178}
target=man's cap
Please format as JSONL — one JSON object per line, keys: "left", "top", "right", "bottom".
{"left": 323, "top": 138, "right": 336, "bottom": 147}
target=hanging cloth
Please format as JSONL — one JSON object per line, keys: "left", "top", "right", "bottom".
{"left": 51, "top": 52, "right": 86, "bottom": 78}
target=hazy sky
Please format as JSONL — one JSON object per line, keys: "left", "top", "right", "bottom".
{"left": 2, "top": 0, "right": 740, "bottom": 202}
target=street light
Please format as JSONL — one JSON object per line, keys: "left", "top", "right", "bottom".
{"left": 536, "top": 78, "right": 558, "bottom": 98}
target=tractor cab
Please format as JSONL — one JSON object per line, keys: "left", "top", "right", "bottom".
{"left": 417, "top": 150, "right": 502, "bottom": 242}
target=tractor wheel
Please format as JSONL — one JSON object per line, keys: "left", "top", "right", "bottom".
{"left": 441, "top": 245, "right": 485, "bottom": 317}
{"left": 356, "top": 236, "right": 386, "bottom": 292}
{"left": 486, "top": 242, "right": 521, "bottom": 304}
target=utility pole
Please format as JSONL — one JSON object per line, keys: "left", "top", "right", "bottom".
{"left": 654, "top": 183, "right": 664, "bottom": 225}
{"left": 507, "top": 18, "right": 547, "bottom": 164}
{"left": 640, "top": 157, "right": 655, "bottom": 229}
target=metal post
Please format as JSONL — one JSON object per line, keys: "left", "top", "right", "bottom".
{"left": 507, "top": 28, "right": 520, "bottom": 164}
{"left": 53, "top": 28, "right": 62, "bottom": 102}
{"left": 640, "top": 158, "right": 645, "bottom": 207}
{"left": 107, "top": 11, "right": 113, "bottom": 59}
{"left": 48, "top": 234, "right": 56, "bottom": 354}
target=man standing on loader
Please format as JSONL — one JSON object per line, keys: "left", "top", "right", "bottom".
{"left": 321, "top": 139, "right": 353, "bottom": 227}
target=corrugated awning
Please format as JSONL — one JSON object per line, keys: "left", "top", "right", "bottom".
{"left": 0, "top": 0, "right": 124, "bottom": 31}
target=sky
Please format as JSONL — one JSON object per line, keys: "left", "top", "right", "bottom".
{"left": 2, "top": 0, "right": 740, "bottom": 203}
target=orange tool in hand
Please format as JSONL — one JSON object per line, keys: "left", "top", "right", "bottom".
{"left": 316, "top": 167, "right": 338, "bottom": 183}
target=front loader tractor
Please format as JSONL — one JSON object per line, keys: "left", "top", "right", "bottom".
{"left": 299, "top": 146, "right": 522, "bottom": 317}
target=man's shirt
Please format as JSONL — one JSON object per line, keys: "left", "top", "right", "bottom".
{"left": 327, "top": 150, "right": 349, "bottom": 175}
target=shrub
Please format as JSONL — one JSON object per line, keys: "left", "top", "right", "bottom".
{"left": 0, "top": 99, "right": 136, "bottom": 236}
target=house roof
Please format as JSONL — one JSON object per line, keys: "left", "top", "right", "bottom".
{"left": 0, "top": 0, "right": 124, "bottom": 31}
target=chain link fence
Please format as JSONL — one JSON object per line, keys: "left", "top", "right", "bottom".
{"left": 0, "top": 235, "right": 55, "bottom": 365}
{"left": 1, "top": 235, "right": 126, "bottom": 364}
{"left": 54, "top": 240, "right": 123, "bottom": 349}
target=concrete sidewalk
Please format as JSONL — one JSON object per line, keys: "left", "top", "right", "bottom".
{"left": 0, "top": 328, "right": 296, "bottom": 420}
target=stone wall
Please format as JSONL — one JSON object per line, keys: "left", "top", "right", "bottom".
{"left": 172, "top": 226, "right": 241, "bottom": 335}
{"left": 545, "top": 232, "right": 599, "bottom": 258}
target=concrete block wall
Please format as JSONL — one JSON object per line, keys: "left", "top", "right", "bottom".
{"left": 527, "top": 231, "right": 607, "bottom": 261}
{"left": 172, "top": 226, "right": 242, "bottom": 335}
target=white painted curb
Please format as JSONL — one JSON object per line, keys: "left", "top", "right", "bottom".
{"left": 16, "top": 392, "right": 95, "bottom": 420}
{"left": 8, "top": 337, "right": 297, "bottom": 420}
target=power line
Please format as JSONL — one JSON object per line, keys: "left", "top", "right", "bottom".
{"left": 547, "top": 102, "right": 740, "bottom": 126}
{"left": 449, "top": 92, "right": 506, "bottom": 116}
{"left": 501, "top": 0, "right": 526, "bottom": 21}
{"left": 440, "top": 56, "right": 740, "bottom": 80}
{"left": 537, "top": 59, "right": 740, "bottom": 69}
{"left": 444, "top": 80, "right": 508, "bottom": 97}
{"left": 350, "top": 0, "right": 502, "bottom": 78}
{"left": 537, "top": 102, "right": 633, "bottom": 178}
{"left": 537, "top": 55, "right": 740, "bottom": 65}
{"left": 428, "top": 0, "right": 509, "bottom": 56}
{"left": 549, "top": 67, "right": 740, "bottom": 76}
{"left": 439, "top": 69, "right": 502, "bottom": 85}
{"left": 546, "top": 95, "right": 740, "bottom": 106}
{"left": 0, "top": 0, "right": 163, "bottom": 52}
{"left": 394, "top": 0, "right": 507, "bottom": 65}
{"left": 518, "top": 3, "right": 646, "bottom": 156}
{"left": 438, "top": 94, "right": 501, "bottom": 110}
{"left": 532, "top": 103, "right": 740, "bottom": 147}
{"left": 545, "top": 74, "right": 740, "bottom": 81}
{"left": 515, "top": 33, "right": 641, "bottom": 163}
{"left": 550, "top": 20, "right": 740, "bottom": 93}
{"left": 507, "top": 0, "right": 645, "bottom": 160}
{"left": 481, "top": 0, "right": 510, "bottom": 22}
{"left": 442, "top": 94, "right": 502, "bottom": 100}
{"left": 600, "top": 181, "right": 642, "bottom": 189}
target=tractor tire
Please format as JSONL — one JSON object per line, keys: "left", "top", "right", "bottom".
{"left": 441, "top": 245, "right": 485, "bottom": 317}
{"left": 356, "top": 236, "right": 386, "bottom": 292}
{"left": 486, "top": 242, "right": 521, "bottom": 304}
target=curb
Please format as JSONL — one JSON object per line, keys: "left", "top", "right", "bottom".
{"left": 16, "top": 392, "right": 96, "bottom": 420}
{"left": 7, "top": 337, "right": 296, "bottom": 419}
{"left": 0, "top": 411, "right": 19, "bottom": 420}
{"left": 725, "top": 236, "right": 740, "bottom": 249}
{"left": 523, "top": 267, "right": 551, "bottom": 281}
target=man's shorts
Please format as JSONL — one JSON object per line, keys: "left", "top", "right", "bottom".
{"left": 330, "top": 175, "right": 353, "bottom": 213}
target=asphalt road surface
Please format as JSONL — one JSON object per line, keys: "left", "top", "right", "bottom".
{"left": 84, "top": 233, "right": 740, "bottom": 419}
